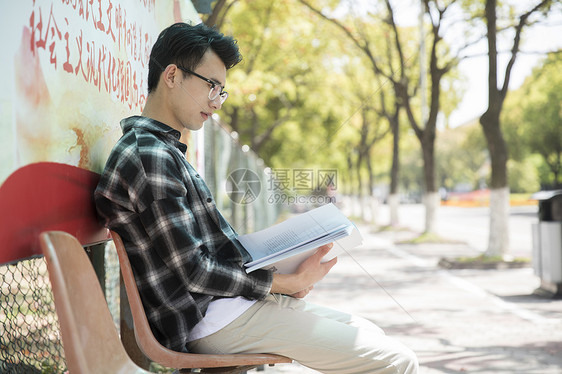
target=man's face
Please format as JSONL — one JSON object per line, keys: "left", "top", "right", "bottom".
{"left": 172, "top": 50, "right": 227, "bottom": 131}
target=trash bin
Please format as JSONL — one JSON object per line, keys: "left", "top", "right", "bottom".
{"left": 531, "top": 189, "right": 562, "bottom": 297}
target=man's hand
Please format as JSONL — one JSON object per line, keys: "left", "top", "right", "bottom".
{"left": 270, "top": 243, "right": 337, "bottom": 297}
{"left": 290, "top": 285, "right": 313, "bottom": 299}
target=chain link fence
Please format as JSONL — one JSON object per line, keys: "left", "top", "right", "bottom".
{"left": 202, "top": 117, "right": 284, "bottom": 234}
{"left": 0, "top": 257, "right": 65, "bottom": 374}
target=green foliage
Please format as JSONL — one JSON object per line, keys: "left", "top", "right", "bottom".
{"left": 436, "top": 119, "right": 487, "bottom": 191}
{"left": 398, "top": 135, "right": 423, "bottom": 193}
{"left": 507, "top": 158, "right": 541, "bottom": 193}
{"left": 40, "top": 362, "right": 59, "bottom": 374}
{"left": 216, "top": 0, "right": 539, "bottom": 196}
{"left": 502, "top": 86, "right": 529, "bottom": 163}
{"left": 503, "top": 53, "right": 562, "bottom": 189}
{"left": 217, "top": 1, "right": 418, "bottom": 194}
{"left": 149, "top": 362, "right": 175, "bottom": 373}
{"left": 220, "top": 2, "right": 350, "bottom": 171}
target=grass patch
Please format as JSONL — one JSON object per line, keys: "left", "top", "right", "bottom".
{"left": 454, "top": 254, "right": 530, "bottom": 264}
{"left": 149, "top": 362, "right": 175, "bottom": 373}
{"left": 397, "top": 232, "right": 464, "bottom": 245}
{"left": 439, "top": 254, "right": 531, "bottom": 269}
{"left": 347, "top": 215, "right": 365, "bottom": 223}
{"left": 375, "top": 224, "right": 412, "bottom": 232}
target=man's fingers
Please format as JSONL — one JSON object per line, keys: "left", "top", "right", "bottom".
{"left": 316, "top": 242, "right": 333, "bottom": 256}
{"left": 323, "top": 256, "right": 337, "bottom": 269}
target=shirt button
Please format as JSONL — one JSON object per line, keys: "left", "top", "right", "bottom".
{"left": 206, "top": 197, "right": 212, "bottom": 203}
{"left": 195, "top": 174, "right": 200, "bottom": 178}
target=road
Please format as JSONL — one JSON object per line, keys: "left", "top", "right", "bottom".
{"left": 379, "top": 203, "right": 539, "bottom": 257}
{"left": 342, "top": 198, "right": 539, "bottom": 256}
{"left": 259, "top": 202, "right": 562, "bottom": 374}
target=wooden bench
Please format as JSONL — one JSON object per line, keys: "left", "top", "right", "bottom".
{"left": 39, "top": 230, "right": 151, "bottom": 374}
{"left": 0, "top": 162, "right": 291, "bottom": 373}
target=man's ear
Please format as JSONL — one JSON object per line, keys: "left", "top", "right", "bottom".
{"left": 162, "top": 64, "right": 180, "bottom": 89}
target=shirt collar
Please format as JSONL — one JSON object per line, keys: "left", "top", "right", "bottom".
{"left": 120, "top": 116, "right": 187, "bottom": 152}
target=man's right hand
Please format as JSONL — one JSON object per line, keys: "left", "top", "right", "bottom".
{"left": 270, "top": 243, "right": 337, "bottom": 297}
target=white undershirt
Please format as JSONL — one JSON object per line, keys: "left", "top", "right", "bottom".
{"left": 187, "top": 296, "right": 256, "bottom": 342}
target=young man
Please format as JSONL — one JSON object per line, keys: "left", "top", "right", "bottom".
{"left": 95, "top": 22, "right": 418, "bottom": 374}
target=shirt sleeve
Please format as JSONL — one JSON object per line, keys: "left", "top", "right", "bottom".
{"left": 134, "top": 144, "right": 273, "bottom": 301}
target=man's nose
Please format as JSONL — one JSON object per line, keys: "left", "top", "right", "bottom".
{"left": 210, "top": 96, "right": 222, "bottom": 110}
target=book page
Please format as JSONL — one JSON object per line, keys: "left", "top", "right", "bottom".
{"left": 244, "top": 225, "right": 362, "bottom": 273}
{"left": 244, "top": 224, "right": 349, "bottom": 270}
{"left": 238, "top": 204, "right": 352, "bottom": 261}
{"left": 238, "top": 203, "right": 350, "bottom": 261}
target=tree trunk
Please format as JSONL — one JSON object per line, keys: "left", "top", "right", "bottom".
{"left": 488, "top": 187, "right": 510, "bottom": 256}
{"left": 203, "top": 0, "right": 228, "bottom": 28}
{"left": 481, "top": 109, "right": 510, "bottom": 256}
{"left": 389, "top": 111, "right": 400, "bottom": 227}
{"left": 481, "top": 0, "right": 510, "bottom": 256}
{"left": 355, "top": 155, "right": 364, "bottom": 220}
{"left": 423, "top": 192, "right": 440, "bottom": 234}
{"left": 421, "top": 130, "right": 437, "bottom": 233}
{"left": 480, "top": 0, "right": 555, "bottom": 254}
{"left": 480, "top": 110, "right": 508, "bottom": 189}
{"left": 346, "top": 151, "right": 354, "bottom": 196}
{"left": 365, "top": 152, "right": 378, "bottom": 225}
{"left": 388, "top": 194, "right": 400, "bottom": 227}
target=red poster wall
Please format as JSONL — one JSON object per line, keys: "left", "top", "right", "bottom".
{"left": 0, "top": 0, "right": 199, "bottom": 182}
{"left": 0, "top": 1, "right": 200, "bottom": 260}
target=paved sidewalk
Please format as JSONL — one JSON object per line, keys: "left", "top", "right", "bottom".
{"left": 258, "top": 224, "right": 562, "bottom": 374}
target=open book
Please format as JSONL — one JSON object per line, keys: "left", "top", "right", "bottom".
{"left": 238, "top": 203, "right": 363, "bottom": 273}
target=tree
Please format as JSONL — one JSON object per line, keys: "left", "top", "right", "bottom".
{"left": 479, "top": 0, "right": 557, "bottom": 256}
{"left": 353, "top": 103, "right": 391, "bottom": 222}
{"left": 297, "top": 0, "right": 413, "bottom": 228}
{"left": 300, "top": 0, "right": 463, "bottom": 233}
{"left": 403, "top": 0, "right": 460, "bottom": 233}
{"left": 201, "top": 0, "right": 237, "bottom": 29}
{"left": 335, "top": 41, "right": 393, "bottom": 222}
{"left": 519, "top": 53, "right": 562, "bottom": 189}
{"left": 436, "top": 120, "right": 487, "bottom": 193}
{"left": 216, "top": 1, "right": 345, "bottom": 170}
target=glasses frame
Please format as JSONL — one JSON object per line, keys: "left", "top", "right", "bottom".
{"left": 177, "top": 66, "right": 228, "bottom": 104}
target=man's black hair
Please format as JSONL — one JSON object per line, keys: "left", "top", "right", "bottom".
{"left": 147, "top": 22, "right": 242, "bottom": 93}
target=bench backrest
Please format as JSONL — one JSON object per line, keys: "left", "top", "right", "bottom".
{"left": 0, "top": 162, "right": 110, "bottom": 264}
{"left": 0, "top": 162, "right": 110, "bottom": 372}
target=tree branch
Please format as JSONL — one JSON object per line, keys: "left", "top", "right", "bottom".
{"left": 500, "top": 0, "right": 551, "bottom": 99}
{"left": 244, "top": 2, "right": 275, "bottom": 74}
{"left": 297, "top": 0, "right": 387, "bottom": 78}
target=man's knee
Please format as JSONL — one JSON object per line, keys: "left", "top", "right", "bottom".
{"left": 393, "top": 344, "right": 419, "bottom": 374}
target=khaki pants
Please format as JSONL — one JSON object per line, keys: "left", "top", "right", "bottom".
{"left": 187, "top": 294, "right": 418, "bottom": 374}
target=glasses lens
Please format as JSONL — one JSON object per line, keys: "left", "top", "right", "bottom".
{"left": 209, "top": 85, "right": 228, "bottom": 104}
{"left": 209, "top": 85, "right": 221, "bottom": 101}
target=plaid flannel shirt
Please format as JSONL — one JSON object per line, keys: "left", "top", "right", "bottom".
{"left": 94, "top": 116, "right": 273, "bottom": 352}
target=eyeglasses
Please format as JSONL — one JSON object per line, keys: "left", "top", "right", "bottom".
{"left": 177, "top": 67, "right": 229, "bottom": 104}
